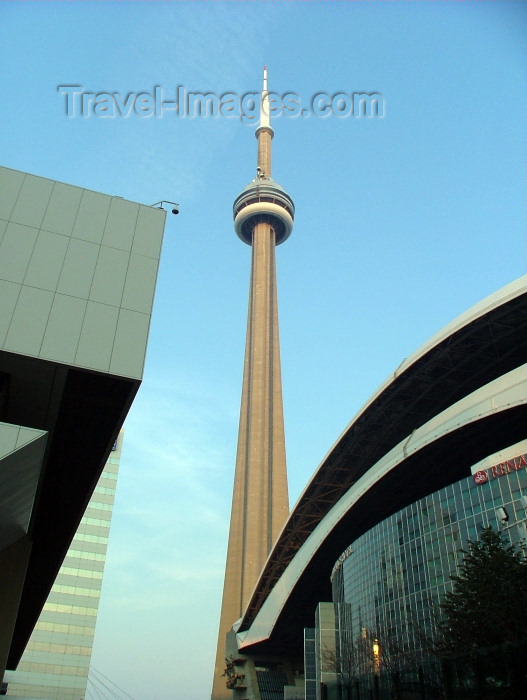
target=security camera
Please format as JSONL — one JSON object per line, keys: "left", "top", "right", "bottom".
{"left": 150, "top": 200, "right": 180, "bottom": 215}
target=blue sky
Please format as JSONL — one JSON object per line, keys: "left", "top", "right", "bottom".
{"left": 1, "top": 2, "right": 526, "bottom": 699}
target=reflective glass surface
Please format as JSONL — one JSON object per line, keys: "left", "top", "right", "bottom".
{"left": 331, "top": 453, "right": 527, "bottom": 696}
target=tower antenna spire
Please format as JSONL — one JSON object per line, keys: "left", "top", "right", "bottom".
{"left": 255, "top": 65, "right": 274, "bottom": 178}
{"left": 259, "top": 65, "right": 271, "bottom": 132}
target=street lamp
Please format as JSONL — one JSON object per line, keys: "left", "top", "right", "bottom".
{"left": 372, "top": 639, "right": 380, "bottom": 674}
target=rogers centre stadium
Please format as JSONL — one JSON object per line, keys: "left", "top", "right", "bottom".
{"left": 225, "top": 275, "right": 527, "bottom": 700}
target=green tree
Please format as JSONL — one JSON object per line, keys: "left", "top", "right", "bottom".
{"left": 438, "top": 527, "right": 527, "bottom": 698}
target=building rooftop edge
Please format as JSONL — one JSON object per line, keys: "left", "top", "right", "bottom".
{"left": 0, "top": 164, "right": 167, "bottom": 213}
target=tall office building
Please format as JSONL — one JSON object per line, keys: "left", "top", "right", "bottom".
{"left": 211, "top": 69, "right": 295, "bottom": 699}
{"left": 4, "top": 434, "right": 123, "bottom": 699}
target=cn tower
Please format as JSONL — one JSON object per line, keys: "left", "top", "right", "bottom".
{"left": 211, "top": 68, "right": 294, "bottom": 700}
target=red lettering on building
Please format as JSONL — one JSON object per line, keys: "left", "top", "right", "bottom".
{"left": 506, "top": 459, "right": 522, "bottom": 472}
{"left": 476, "top": 453, "right": 527, "bottom": 483}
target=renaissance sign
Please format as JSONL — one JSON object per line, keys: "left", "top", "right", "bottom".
{"left": 473, "top": 453, "right": 527, "bottom": 485}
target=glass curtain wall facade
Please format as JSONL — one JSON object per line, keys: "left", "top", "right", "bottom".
{"left": 331, "top": 447, "right": 527, "bottom": 700}
{"left": 5, "top": 435, "right": 123, "bottom": 700}
{"left": 304, "top": 629, "right": 317, "bottom": 700}
{"left": 314, "top": 604, "right": 339, "bottom": 700}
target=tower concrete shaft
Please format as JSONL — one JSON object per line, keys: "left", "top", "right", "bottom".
{"left": 212, "top": 68, "right": 293, "bottom": 700}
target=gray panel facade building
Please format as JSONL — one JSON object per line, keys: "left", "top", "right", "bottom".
{"left": 0, "top": 166, "right": 166, "bottom": 684}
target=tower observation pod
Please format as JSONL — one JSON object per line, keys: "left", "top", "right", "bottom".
{"left": 233, "top": 179, "right": 294, "bottom": 246}
{"left": 211, "top": 67, "right": 294, "bottom": 700}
